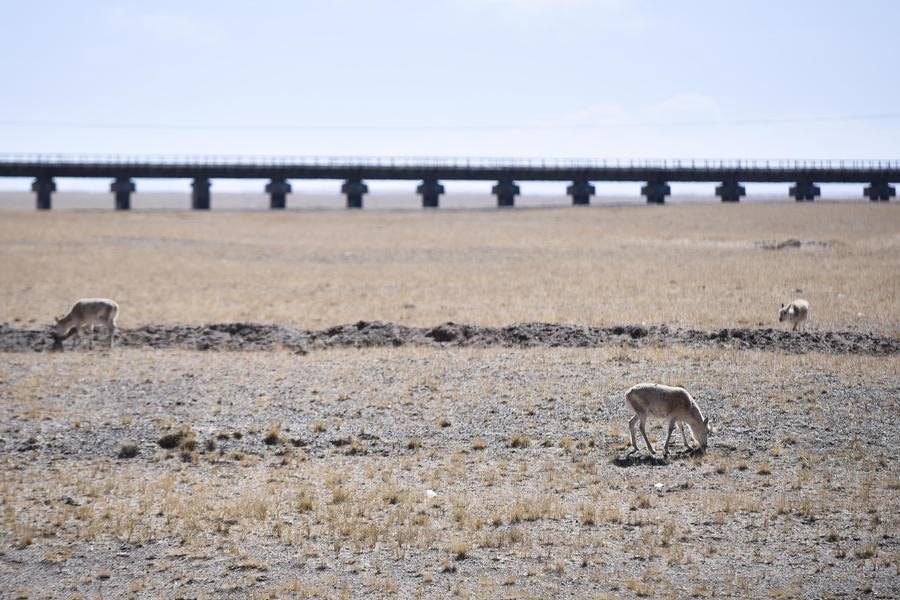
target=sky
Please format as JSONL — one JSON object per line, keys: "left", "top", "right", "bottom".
{"left": 0, "top": 0, "right": 898, "bottom": 192}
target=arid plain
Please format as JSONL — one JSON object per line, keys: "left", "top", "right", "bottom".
{"left": 1, "top": 200, "right": 899, "bottom": 598}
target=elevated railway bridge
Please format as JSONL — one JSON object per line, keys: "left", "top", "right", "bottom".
{"left": 0, "top": 154, "right": 896, "bottom": 210}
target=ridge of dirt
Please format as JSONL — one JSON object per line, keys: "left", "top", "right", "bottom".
{"left": 2, "top": 321, "right": 898, "bottom": 355}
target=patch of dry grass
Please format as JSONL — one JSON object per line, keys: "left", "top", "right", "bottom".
{"left": 117, "top": 441, "right": 139, "bottom": 459}
{"left": 1, "top": 346, "right": 897, "bottom": 597}
{"left": 1, "top": 204, "right": 898, "bottom": 332}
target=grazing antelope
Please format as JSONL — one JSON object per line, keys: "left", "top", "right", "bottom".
{"left": 625, "top": 383, "right": 710, "bottom": 456}
{"left": 51, "top": 298, "right": 119, "bottom": 351}
{"left": 779, "top": 299, "right": 810, "bottom": 331}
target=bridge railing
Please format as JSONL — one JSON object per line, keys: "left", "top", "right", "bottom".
{"left": 0, "top": 153, "right": 898, "bottom": 171}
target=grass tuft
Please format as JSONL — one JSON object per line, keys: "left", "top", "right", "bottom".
{"left": 157, "top": 427, "right": 195, "bottom": 451}
{"left": 508, "top": 433, "right": 530, "bottom": 449}
{"left": 263, "top": 424, "right": 281, "bottom": 446}
{"left": 451, "top": 539, "right": 469, "bottom": 560}
{"left": 117, "top": 441, "right": 139, "bottom": 459}
{"left": 579, "top": 503, "right": 596, "bottom": 526}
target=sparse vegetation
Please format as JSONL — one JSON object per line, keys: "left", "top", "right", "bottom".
{"left": 450, "top": 539, "right": 470, "bottom": 561}
{"left": 331, "top": 487, "right": 348, "bottom": 504}
{"left": 626, "top": 577, "right": 654, "bottom": 597}
{"left": 263, "top": 423, "right": 281, "bottom": 446}
{"left": 1, "top": 204, "right": 899, "bottom": 597}
{"left": 579, "top": 503, "right": 596, "bottom": 526}
{"left": 297, "top": 488, "right": 314, "bottom": 512}
{"left": 117, "top": 441, "right": 139, "bottom": 459}
{"left": 3, "top": 205, "right": 897, "bottom": 331}
{"left": 855, "top": 544, "right": 877, "bottom": 559}
{"left": 157, "top": 426, "right": 196, "bottom": 451}
{"left": 508, "top": 433, "right": 530, "bottom": 449}
{"left": 632, "top": 493, "right": 652, "bottom": 510}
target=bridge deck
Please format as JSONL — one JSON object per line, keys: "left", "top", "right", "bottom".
{"left": 1, "top": 154, "right": 898, "bottom": 182}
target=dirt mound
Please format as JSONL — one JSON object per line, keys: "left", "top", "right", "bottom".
{"left": 2, "top": 321, "right": 897, "bottom": 355}
{"left": 757, "top": 238, "right": 831, "bottom": 250}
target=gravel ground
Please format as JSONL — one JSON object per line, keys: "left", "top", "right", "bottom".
{"left": 2, "top": 320, "right": 899, "bottom": 355}
{"left": 1, "top": 344, "right": 898, "bottom": 598}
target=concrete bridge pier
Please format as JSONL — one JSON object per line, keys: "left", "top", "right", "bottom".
{"left": 32, "top": 175, "right": 56, "bottom": 210}
{"left": 111, "top": 176, "right": 136, "bottom": 210}
{"left": 192, "top": 177, "right": 211, "bottom": 210}
{"left": 417, "top": 179, "right": 445, "bottom": 208}
{"left": 789, "top": 180, "right": 820, "bottom": 202}
{"left": 265, "top": 178, "right": 292, "bottom": 209}
{"left": 493, "top": 179, "right": 520, "bottom": 207}
{"left": 715, "top": 180, "right": 746, "bottom": 202}
{"left": 567, "top": 180, "right": 595, "bottom": 205}
{"left": 864, "top": 181, "right": 896, "bottom": 202}
{"left": 342, "top": 178, "right": 368, "bottom": 209}
{"left": 641, "top": 180, "right": 670, "bottom": 204}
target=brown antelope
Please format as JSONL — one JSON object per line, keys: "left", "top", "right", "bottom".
{"left": 779, "top": 299, "right": 810, "bottom": 331}
{"left": 625, "top": 383, "right": 709, "bottom": 456}
{"left": 51, "top": 298, "right": 119, "bottom": 351}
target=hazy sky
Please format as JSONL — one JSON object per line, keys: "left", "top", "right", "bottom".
{"left": 1, "top": 1, "right": 898, "bottom": 172}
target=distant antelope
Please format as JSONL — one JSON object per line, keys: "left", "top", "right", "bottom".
{"left": 51, "top": 298, "right": 119, "bottom": 351}
{"left": 625, "top": 383, "right": 709, "bottom": 456}
{"left": 778, "top": 299, "right": 810, "bottom": 331}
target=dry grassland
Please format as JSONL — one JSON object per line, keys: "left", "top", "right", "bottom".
{"left": 1, "top": 346, "right": 899, "bottom": 599}
{"left": 1, "top": 202, "right": 899, "bottom": 598}
{"left": 1, "top": 203, "right": 898, "bottom": 333}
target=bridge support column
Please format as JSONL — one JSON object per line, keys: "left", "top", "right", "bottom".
{"left": 265, "top": 178, "right": 292, "bottom": 209}
{"left": 641, "top": 180, "right": 670, "bottom": 204}
{"left": 789, "top": 180, "right": 819, "bottom": 202}
{"left": 567, "top": 180, "right": 595, "bottom": 205}
{"left": 492, "top": 179, "right": 520, "bottom": 207}
{"left": 32, "top": 175, "right": 56, "bottom": 210}
{"left": 110, "top": 176, "right": 136, "bottom": 210}
{"left": 191, "top": 177, "right": 211, "bottom": 210}
{"left": 864, "top": 181, "right": 895, "bottom": 202}
{"left": 342, "top": 178, "right": 368, "bottom": 209}
{"left": 416, "top": 179, "right": 445, "bottom": 208}
{"left": 715, "top": 180, "right": 745, "bottom": 202}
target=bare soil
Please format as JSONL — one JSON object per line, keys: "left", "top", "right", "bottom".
{"left": 0, "top": 346, "right": 898, "bottom": 599}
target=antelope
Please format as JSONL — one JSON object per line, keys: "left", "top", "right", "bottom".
{"left": 625, "top": 383, "right": 709, "bottom": 456}
{"left": 51, "top": 298, "right": 119, "bottom": 351}
{"left": 779, "top": 299, "right": 810, "bottom": 331}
